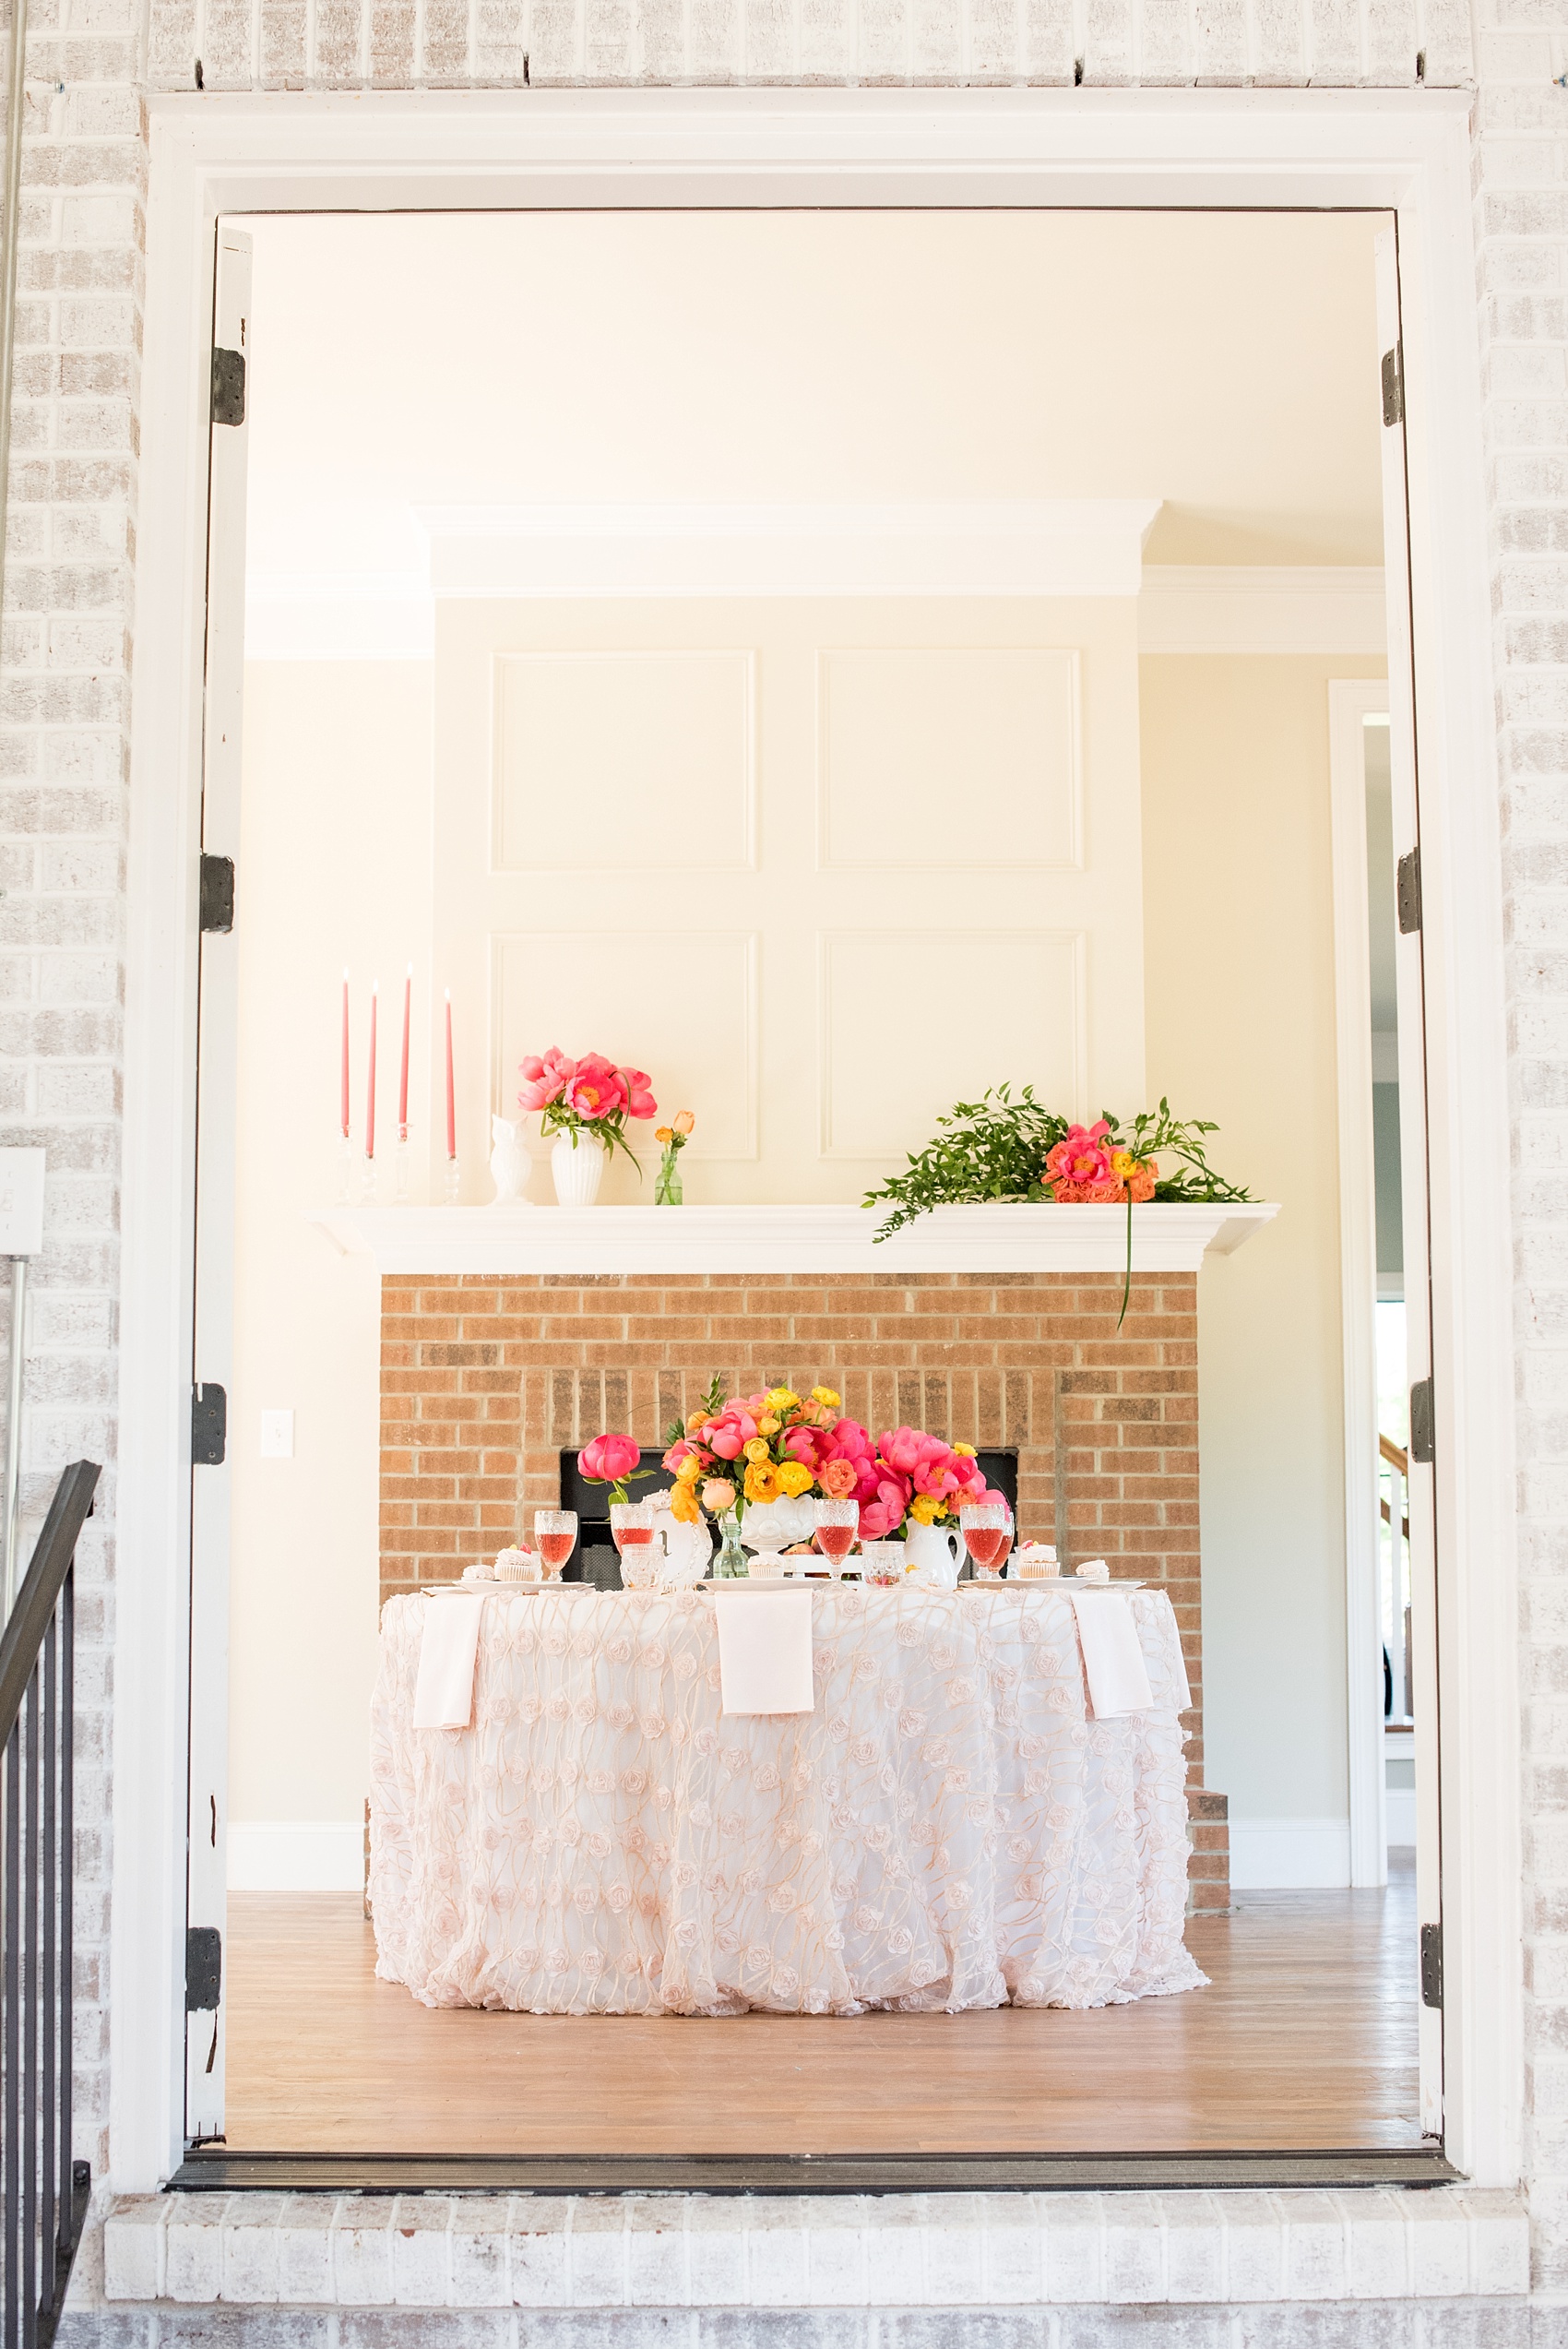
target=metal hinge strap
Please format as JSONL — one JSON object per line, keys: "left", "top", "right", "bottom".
{"left": 211, "top": 347, "right": 245, "bottom": 427}
{"left": 1410, "top": 1377, "right": 1435, "bottom": 1466}
{"left": 199, "top": 853, "right": 233, "bottom": 935}
{"left": 192, "top": 1383, "right": 227, "bottom": 1467}
{"left": 1396, "top": 847, "right": 1422, "bottom": 936}
{"left": 185, "top": 1924, "right": 222, "bottom": 2012}
{"left": 1382, "top": 342, "right": 1404, "bottom": 427}
{"left": 1420, "top": 1919, "right": 1443, "bottom": 2009}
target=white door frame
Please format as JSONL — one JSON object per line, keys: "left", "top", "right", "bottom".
{"left": 113, "top": 86, "right": 1516, "bottom": 2192}
{"left": 1328, "top": 676, "right": 1394, "bottom": 1894}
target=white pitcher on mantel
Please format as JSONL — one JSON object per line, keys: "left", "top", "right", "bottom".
{"left": 902, "top": 1520, "right": 963, "bottom": 1587}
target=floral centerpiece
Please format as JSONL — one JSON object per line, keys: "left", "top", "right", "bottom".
{"left": 517, "top": 1046, "right": 658, "bottom": 1208}
{"left": 657, "top": 1377, "right": 1007, "bottom": 1565}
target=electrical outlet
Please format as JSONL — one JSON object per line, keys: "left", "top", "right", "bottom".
{"left": 259, "top": 1409, "right": 294, "bottom": 1459}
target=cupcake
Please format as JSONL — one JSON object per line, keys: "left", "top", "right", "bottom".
{"left": 1075, "top": 1558, "right": 1111, "bottom": 1584}
{"left": 494, "top": 1545, "right": 538, "bottom": 1582}
{"left": 1015, "top": 1543, "right": 1060, "bottom": 1579}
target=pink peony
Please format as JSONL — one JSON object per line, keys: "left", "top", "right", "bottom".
{"left": 662, "top": 1437, "right": 713, "bottom": 1474}
{"left": 564, "top": 1054, "right": 628, "bottom": 1122}
{"left": 818, "top": 1457, "right": 859, "bottom": 1499}
{"left": 782, "top": 1425, "right": 829, "bottom": 1472}
{"left": 1045, "top": 1119, "right": 1116, "bottom": 1195}
{"left": 704, "top": 1407, "right": 759, "bottom": 1461}
{"left": 618, "top": 1066, "right": 658, "bottom": 1120}
{"left": 517, "top": 1047, "right": 575, "bottom": 1113}
{"left": 579, "top": 1431, "right": 641, "bottom": 1484}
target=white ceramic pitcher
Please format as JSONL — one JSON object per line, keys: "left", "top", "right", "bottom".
{"left": 902, "top": 1520, "right": 963, "bottom": 1588}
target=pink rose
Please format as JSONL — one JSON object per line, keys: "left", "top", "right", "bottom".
{"left": 580, "top": 1431, "right": 641, "bottom": 1484}
{"left": 517, "top": 1047, "right": 575, "bottom": 1113}
{"left": 618, "top": 1066, "right": 659, "bottom": 1120}
{"left": 818, "top": 1458, "right": 859, "bottom": 1499}
{"left": 564, "top": 1054, "right": 628, "bottom": 1123}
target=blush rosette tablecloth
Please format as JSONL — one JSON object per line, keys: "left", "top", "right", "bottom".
{"left": 369, "top": 1581, "right": 1206, "bottom": 2017}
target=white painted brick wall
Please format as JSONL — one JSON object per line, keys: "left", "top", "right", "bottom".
{"left": 17, "top": 0, "right": 1568, "bottom": 2285}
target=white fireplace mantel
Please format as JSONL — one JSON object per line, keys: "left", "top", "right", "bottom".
{"left": 306, "top": 1200, "right": 1279, "bottom": 1278}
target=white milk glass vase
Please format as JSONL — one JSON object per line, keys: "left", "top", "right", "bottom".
{"left": 552, "top": 1130, "right": 605, "bottom": 1208}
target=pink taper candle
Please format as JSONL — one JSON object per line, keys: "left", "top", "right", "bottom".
{"left": 340, "top": 971, "right": 350, "bottom": 1139}
{"left": 365, "top": 983, "right": 378, "bottom": 1160}
{"left": 445, "top": 991, "right": 456, "bottom": 1159}
{"left": 398, "top": 965, "right": 411, "bottom": 1140}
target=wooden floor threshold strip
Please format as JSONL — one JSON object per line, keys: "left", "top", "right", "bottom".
{"left": 170, "top": 2147, "right": 1459, "bottom": 2194}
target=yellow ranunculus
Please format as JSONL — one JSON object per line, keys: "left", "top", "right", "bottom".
{"left": 676, "top": 1452, "right": 703, "bottom": 1484}
{"left": 766, "top": 1387, "right": 800, "bottom": 1411}
{"left": 952, "top": 1441, "right": 977, "bottom": 1458}
{"left": 811, "top": 1386, "right": 841, "bottom": 1408}
{"left": 757, "top": 1414, "right": 781, "bottom": 1437}
{"left": 671, "top": 1483, "right": 700, "bottom": 1523}
{"left": 743, "top": 1437, "right": 771, "bottom": 1464}
{"left": 776, "top": 1460, "right": 814, "bottom": 1498}
{"left": 909, "top": 1493, "right": 944, "bottom": 1524}
{"left": 743, "top": 1462, "right": 780, "bottom": 1504}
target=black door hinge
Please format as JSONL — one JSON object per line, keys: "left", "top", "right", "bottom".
{"left": 211, "top": 347, "right": 245, "bottom": 427}
{"left": 199, "top": 853, "right": 234, "bottom": 935}
{"left": 1396, "top": 847, "right": 1422, "bottom": 936}
{"left": 185, "top": 1925, "right": 222, "bottom": 2012}
{"left": 1382, "top": 342, "right": 1404, "bottom": 427}
{"left": 192, "top": 1383, "right": 227, "bottom": 1467}
{"left": 1410, "top": 1377, "right": 1435, "bottom": 1465}
{"left": 1420, "top": 1919, "right": 1443, "bottom": 2009}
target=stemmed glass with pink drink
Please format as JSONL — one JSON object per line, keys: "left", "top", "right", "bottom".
{"left": 533, "top": 1509, "right": 577, "bottom": 1581}
{"left": 959, "top": 1502, "right": 1010, "bottom": 1582}
{"left": 814, "top": 1496, "right": 860, "bottom": 1580}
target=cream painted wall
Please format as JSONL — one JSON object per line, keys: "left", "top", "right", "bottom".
{"left": 1141, "top": 653, "right": 1387, "bottom": 1843}
{"left": 435, "top": 595, "right": 1145, "bottom": 1204}
{"left": 228, "top": 662, "right": 434, "bottom": 1854}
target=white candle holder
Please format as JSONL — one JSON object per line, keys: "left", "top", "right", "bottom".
{"left": 444, "top": 1153, "right": 460, "bottom": 1205}
{"left": 358, "top": 1151, "right": 378, "bottom": 1206}
{"left": 338, "top": 1135, "right": 354, "bottom": 1206}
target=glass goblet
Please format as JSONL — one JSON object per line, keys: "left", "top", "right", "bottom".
{"left": 610, "top": 1501, "right": 657, "bottom": 1569}
{"left": 959, "top": 1502, "right": 1009, "bottom": 1582}
{"left": 813, "top": 1496, "right": 861, "bottom": 1580}
{"left": 859, "top": 1542, "right": 904, "bottom": 1588}
{"left": 533, "top": 1508, "right": 577, "bottom": 1581}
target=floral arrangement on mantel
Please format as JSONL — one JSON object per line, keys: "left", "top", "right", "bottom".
{"left": 863, "top": 1084, "right": 1250, "bottom": 1321}
{"left": 517, "top": 1046, "right": 659, "bottom": 1207}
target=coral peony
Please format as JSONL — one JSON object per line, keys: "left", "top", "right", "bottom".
{"left": 818, "top": 1457, "right": 859, "bottom": 1499}
{"left": 517, "top": 1047, "right": 575, "bottom": 1113}
{"left": 1045, "top": 1119, "right": 1116, "bottom": 1193}
{"left": 579, "top": 1431, "right": 641, "bottom": 1485}
{"left": 563, "top": 1054, "right": 628, "bottom": 1123}
{"left": 704, "top": 1407, "right": 758, "bottom": 1461}
{"left": 618, "top": 1066, "right": 658, "bottom": 1120}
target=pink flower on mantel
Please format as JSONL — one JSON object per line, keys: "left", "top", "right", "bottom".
{"left": 563, "top": 1054, "right": 628, "bottom": 1123}
{"left": 618, "top": 1067, "right": 659, "bottom": 1120}
{"left": 517, "top": 1047, "right": 575, "bottom": 1112}
{"left": 1045, "top": 1119, "right": 1117, "bottom": 1195}
{"left": 580, "top": 1431, "right": 642, "bottom": 1485}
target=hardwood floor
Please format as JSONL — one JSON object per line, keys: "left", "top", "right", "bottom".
{"left": 223, "top": 1866, "right": 1420, "bottom": 2153}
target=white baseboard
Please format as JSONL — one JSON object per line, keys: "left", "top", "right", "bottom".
{"left": 227, "top": 1821, "right": 363, "bottom": 1891}
{"left": 1385, "top": 1789, "right": 1418, "bottom": 1845}
{"left": 1229, "top": 1817, "right": 1351, "bottom": 1890}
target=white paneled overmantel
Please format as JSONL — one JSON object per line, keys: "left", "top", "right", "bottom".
{"left": 307, "top": 1199, "right": 1278, "bottom": 1277}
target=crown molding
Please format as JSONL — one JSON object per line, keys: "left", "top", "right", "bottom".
{"left": 1138, "top": 565, "right": 1386, "bottom": 655}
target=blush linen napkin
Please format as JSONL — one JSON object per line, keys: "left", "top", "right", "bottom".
{"left": 713, "top": 1589, "right": 814, "bottom": 1714}
{"left": 412, "top": 1592, "right": 487, "bottom": 1730}
{"left": 1067, "top": 1589, "right": 1155, "bottom": 1718}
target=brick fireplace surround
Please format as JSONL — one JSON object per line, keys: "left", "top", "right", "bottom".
{"left": 379, "top": 1267, "right": 1229, "bottom": 1905}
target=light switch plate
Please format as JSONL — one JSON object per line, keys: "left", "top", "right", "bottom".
{"left": 259, "top": 1409, "right": 294, "bottom": 1459}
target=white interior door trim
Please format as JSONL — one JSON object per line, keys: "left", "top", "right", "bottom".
{"left": 116, "top": 85, "right": 1513, "bottom": 2193}
{"left": 1328, "top": 676, "right": 1394, "bottom": 1893}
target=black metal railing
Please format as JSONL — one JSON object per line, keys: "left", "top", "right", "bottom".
{"left": 0, "top": 1461, "right": 99, "bottom": 2349}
